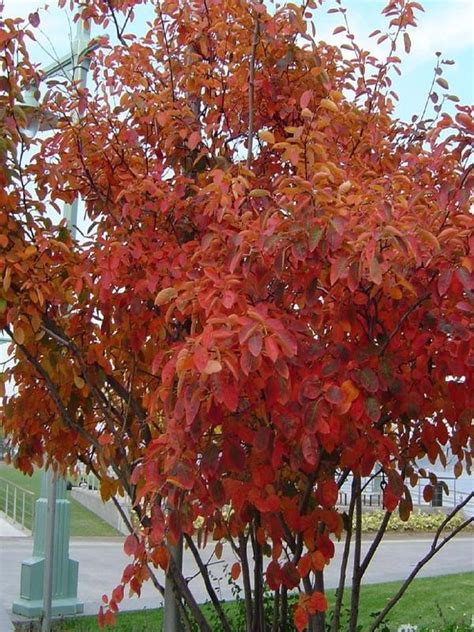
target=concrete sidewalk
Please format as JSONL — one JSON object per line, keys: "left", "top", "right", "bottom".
{"left": 0, "top": 515, "right": 27, "bottom": 538}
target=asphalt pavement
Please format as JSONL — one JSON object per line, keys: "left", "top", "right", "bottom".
{"left": 1, "top": 527, "right": 473, "bottom": 621}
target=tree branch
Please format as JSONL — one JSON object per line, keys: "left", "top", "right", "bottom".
{"left": 183, "top": 535, "right": 233, "bottom": 632}
{"left": 246, "top": 1, "right": 262, "bottom": 169}
{"left": 359, "top": 509, "right": 392, "bottom": 578}
{"left": 349, "top": 476, "right": 362, "bottom": 632}
{"left": 368, "top": 493, "right": 474, "bottom": 632}
{"left": 331, "top": 483, "right": 357, "bottom": 632}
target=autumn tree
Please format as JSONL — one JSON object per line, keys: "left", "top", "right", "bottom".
{"left": 1, "top": 0, "right": 473, "bottom": 630}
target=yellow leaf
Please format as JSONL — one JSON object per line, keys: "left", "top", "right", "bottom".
{"left": 258, "top": 130, "right": 275, "bottom": 144}
{"left": 155, "top": 287, "right": 177, "bottom": 306}
{"left": 74, "top": 374, "right": 85, "bottom": 389}
{"left": 461, "top": 256, "right": 472, "bottom": 273}
{"left": 203, "top": 359, "right": 222, "bottom": 374}
{"left": 249, "top": 189, "right": 271, "bottom": 198}
{"left": 23, "top": 245, "right": 37, "bottom": 258}
{"left": 320, "top": 98, "right": 339, "bottom": 113}
{"left": 338, "top": 180, "right": 351, "bottom": 194}
{"left": 301, "top": 107, "right": 313, "bottom": 118}
{"left": 341, "top": 379, "right": 359, "bottom": 403}
{"left": 3, "top": 267, "right": 11, "bottom": 292}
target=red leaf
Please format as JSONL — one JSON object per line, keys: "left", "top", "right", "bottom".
{"left": 319, "top": 479, "right": 338, "bottom": 508}
{"left": 124, "top": 534, "right": 138, "bottom": 557}
{"left": 98, "top": 606, "right": 105, "bottom": 629}
{"left": 254, "top": 427, "right": 273, "bottom": 453}
{"left": 281, "top": 561, "right": 300, "bottom": 589}
{"left": 316, "top": 533, "right": 335, "bottom": 560}
{"left": 423, "top": 484, "right": 433, "bottom": 503}
{"left": 264, "top": 335, "right": 279, "bottom": 362}
{"left": 300, "top": 90, "right": 312, "bottom": 109}
{"left": 369, "top": 257, "right": 382, "bottom": 285}
{"left": 248, "top": 330, "right": 263, "bottom": 357}
{"left": 111, "top": 584, "right": 124, "bottom": 604}
{"left": 383, "top": 486, "right": 399, "bottom": 512}
{"left": 187, "top": 131, "right": 201, "bottom": 150}
{"left": 438, "top": 268, "right": 453, "bottom": 296}
{"left": 221, "top": 380, "right": 239, "bottom": 412}
{"left": 28, "top": 11, "right": 40, "bottom": 27}
{"left": 266, "top": 560, "right": 282, "bottom": 590}
{"left": 294, "top": 605, "right": 309, "bottom": 632}
{"left": 302, "top": 433, "right": 319, "bottom": 467}
{"left": 297, "top": 554, "right": 312, "bottom": 578}
{"left": 224, "top": 440, "right": 246, "bottom": 472}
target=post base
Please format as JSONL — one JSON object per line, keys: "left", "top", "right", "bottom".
{"left": 12, "top": 597, "right": 84, "bottom": 618}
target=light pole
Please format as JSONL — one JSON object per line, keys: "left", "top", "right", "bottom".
{"left": 5, "top": 18, "right": 98, "bottom": 632}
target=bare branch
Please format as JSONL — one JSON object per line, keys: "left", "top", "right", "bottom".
{"left": 105, "top": 0, "right": 129, "bottom": 47}
{"left": 349, "top": 476, "right": 362, "bottom": 632}
{"left": 246, "top": 1, "right": 263, "bottom": 169}
{"left": 184, "top": 535, "right": 233, "bottom": 632}
{"left": 359, "top": 510, "right": 392, "bottom": 578}
{"left": 368, "top": 494, "right": 474, "bottom": 632}
{"left": 331, "top": 484, "right": 357, "bottom": 632}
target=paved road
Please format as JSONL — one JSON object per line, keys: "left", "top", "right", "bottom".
{"left": 1, "top": 533, "right": 473, "bottom": 616}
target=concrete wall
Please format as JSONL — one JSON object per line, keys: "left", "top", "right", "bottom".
{"left": 71, "top": 488, "right": 131, "bottom": 535}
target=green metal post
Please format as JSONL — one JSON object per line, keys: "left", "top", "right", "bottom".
{"left": 12, "top": 469, "right": 83, "bottom": 618}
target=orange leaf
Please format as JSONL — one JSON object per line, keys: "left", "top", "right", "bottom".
{"left": 231, "top": 562, "right": 241, "bottom": 581}
{"left": 307, "top": 591, "right": 327, "bottom": 614}
{"left": 297, "top": 554, "right": 312, "bottom": 578}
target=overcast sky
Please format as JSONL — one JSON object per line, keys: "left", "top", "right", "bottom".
{"left": 2, "top": 0, "right": 473, "bottom": 121}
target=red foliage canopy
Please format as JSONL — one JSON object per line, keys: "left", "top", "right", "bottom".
{"left": 1, "top": 0, "right": 472, "bottom": 627}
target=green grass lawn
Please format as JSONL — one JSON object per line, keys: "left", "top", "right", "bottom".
{"left": 37, "top": 572, "right": 472, "bottom": 632}
{"left": 0, "top": 462, "right": 119, "bottom": 537}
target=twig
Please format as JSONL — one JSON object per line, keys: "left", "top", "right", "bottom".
{"left": 105, "top": 0, "right": 128, "bottom": 46}
{"left": 246, "top": 1, "right": 263, "bottom": 169}
{"left": 158, "top": 7, "right": 176, "bottom": 102}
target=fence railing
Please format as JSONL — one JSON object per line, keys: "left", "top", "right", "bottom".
{"left": 0, "top": 477, "right": 35, "bottom": 532}
{"left": 337, "top": 475, "right": 473, "bottom": 513}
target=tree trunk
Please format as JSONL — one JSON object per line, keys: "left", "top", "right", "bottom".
{"left": 349, "top": 477, "right": 362, "bottom": 632}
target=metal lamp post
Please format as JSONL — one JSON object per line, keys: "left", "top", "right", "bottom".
{"left": 3, "top": 15, "right": 185, "bottom": 632}
{"left": 5, "top": 18, "right": 98, "bottom": 631}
